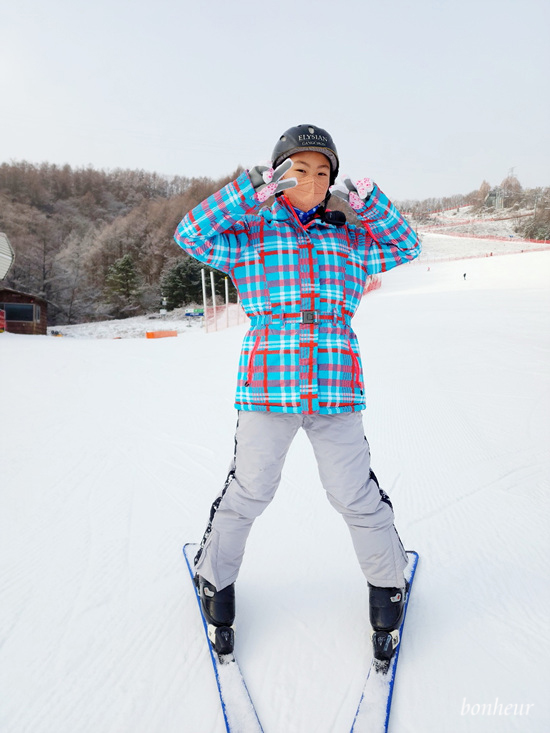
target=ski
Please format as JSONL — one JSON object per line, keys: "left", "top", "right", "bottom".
{"left": 350, "top": 551, "right": 419, "bottom": 732}
{"left": 183, "top": 543, "right": 264, "bottom": 733}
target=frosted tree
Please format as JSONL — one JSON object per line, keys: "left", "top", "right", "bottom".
{"left": 500, "top": 173, "right": 522, "bottom": 206}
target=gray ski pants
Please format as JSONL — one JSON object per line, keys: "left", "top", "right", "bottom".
{"left": 194, "top": 411, "right": 408, "bottom": 590}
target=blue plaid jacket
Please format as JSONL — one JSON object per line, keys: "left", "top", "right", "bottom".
{"left": 174, "top": 172, "right": 420, "bottom": 414}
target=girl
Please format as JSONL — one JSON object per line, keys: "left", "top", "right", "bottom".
{"left": 174, "top": 124, "right": 421, "bottom": 662}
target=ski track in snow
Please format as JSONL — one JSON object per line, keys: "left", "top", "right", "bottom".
{"left": 1, "top": 243, "right": 549, "bottom": 733}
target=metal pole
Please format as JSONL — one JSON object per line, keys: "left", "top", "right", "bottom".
{"left": 210, "top": 271, "right": 217, "bottom": 331}
{"left": 201, "top": 269, "right": 208, "bottom": 332}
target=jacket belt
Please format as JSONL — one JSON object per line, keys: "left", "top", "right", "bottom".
{"left": 249, "top": 311, "right": 351, "bottom": 327}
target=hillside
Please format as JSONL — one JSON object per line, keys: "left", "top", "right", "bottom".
{"left": 0, "top": 161, "right": 238, "bottom": 324}
{"left": 413, "top": 204, "right": 546, "bottom": 240}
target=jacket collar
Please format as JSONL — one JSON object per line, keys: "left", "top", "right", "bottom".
{"left": 261, "top": 195, "right": 335, "bottom": 229}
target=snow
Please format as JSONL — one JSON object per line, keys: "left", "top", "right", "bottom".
{"left": 1, "top": 243, "right": 549, "bottom": 732}
{"left": 416, "top": 230, "right": 550, "bottom": 264}
{"left": 48, "top": 306, "right": 205, "bottom": 339}
{"left": 416, "top": 205, "right": 544, "bottom": 240}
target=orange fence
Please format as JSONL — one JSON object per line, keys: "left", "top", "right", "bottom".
{"left": 204, "top": 302, "right": 248, "bottom": 333}
{"left": 413, "top": 247, "right": 550, "bottom": 265}
{"left": 420, "top": 230, "right": 550, "bottom": 245}
{"left": 146, "top": 330, "right": 178, "bottom": 339}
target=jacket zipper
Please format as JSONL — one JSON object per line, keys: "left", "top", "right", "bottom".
{"left": 349, "top": 345, "right": 363, "bottom": 392}
{"left": 245, "top": 334, "right": 262, "bottom": 386}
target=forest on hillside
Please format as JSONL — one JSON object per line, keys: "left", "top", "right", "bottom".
{"left": 0, "top": 162, "right": 243, "bottom": 324}
{"left": 1, "top": 161, "right": 548, "bottom": 325}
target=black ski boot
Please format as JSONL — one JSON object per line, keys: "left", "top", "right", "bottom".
{"left": 368, "top": 582, "right": 408, "bottom": 673}
{"left": 195, "top": 575, "right": 235, "bottom": 658}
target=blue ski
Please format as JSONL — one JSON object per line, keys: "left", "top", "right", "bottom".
{"left": 351, "top": 551, "right": 419, "bottom": 732}
{"left": 183, "top": 543, "right": 264, "bottom": 733}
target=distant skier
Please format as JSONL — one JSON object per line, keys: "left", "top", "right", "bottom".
{"left": 463, "top": 273, "right": 467, "bottom": 280}
{"left": 174, "top": 124, "right": 421, "bottom": 663}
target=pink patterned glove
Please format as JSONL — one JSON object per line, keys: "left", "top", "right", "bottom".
{"left": 330, "top": 177, "right": 374, "bottom": 211}
{"left": 249, "top": 159, "right": 297, "bottom": 203}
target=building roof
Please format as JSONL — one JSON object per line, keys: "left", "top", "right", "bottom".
{"left": 0, "top": 287, "right": 48, "bottom": 306}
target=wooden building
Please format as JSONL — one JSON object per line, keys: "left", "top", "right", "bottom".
{"left": 0, "top": 288, "right": 48, "bottom": 335}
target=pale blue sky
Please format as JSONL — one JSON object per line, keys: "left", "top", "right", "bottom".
{"left": 2, "top": 0, "right": 548, "bottom": 199}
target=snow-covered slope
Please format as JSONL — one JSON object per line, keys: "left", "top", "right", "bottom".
{"left": 421, "top": 205, "right": 535, "bottom": 238}
{"left": 1, "top": 249, "right": 549, "bottom": 733}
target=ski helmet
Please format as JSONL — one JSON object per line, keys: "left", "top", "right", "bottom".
{"left": 272, "top": 124, "right": 339, "bottom": 183}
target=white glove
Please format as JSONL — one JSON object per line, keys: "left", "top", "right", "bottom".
{"left": 330, "top": 177, "right": 374, "bottom": 211}
{"left": 249, "top": 159, "right": 297, "bottom": 203}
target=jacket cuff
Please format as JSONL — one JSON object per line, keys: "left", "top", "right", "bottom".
{"left": 233, "top": 171, "right": 259, "bottom": 213}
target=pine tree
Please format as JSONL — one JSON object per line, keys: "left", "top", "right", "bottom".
{"left": 104, "top": 254, "right": 142, "bottom": 317}
{"left": 161, "top": 257, "right": 237, "bottom": 310}
{"left": 161, "top": 257, "right": 205, "bottom": 309}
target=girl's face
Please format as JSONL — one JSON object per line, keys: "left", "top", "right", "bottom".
{"left": 282, "top": 151, "right": 331, "bottom": 211}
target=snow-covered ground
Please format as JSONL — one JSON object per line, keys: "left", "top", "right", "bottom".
{"left": 48, "top": 304, "right": 247, "bottom": 339}
{"left": 48, "top": 306, "right": 205, "bottom": 339}
{"left": 416, "top": 230, "right": 550, "bottom": 263}
{"left": 1, "top": 244, "right": 549, "bottom": 732}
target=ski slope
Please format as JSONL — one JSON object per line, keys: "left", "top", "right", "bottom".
{"left": 1, "top": 248, "right": 549, "bottom": 733}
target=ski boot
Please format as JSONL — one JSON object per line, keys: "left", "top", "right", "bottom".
{"left": 368, "top": 581, "right": 408, "bottom": 673}
{"left": 195, "top": 575, "right": 235, "bottom": 659}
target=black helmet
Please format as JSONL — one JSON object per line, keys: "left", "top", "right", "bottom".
{"left": 272, "top": 124, "right": 339, "bottom": 183}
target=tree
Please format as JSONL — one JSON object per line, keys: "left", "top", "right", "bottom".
{"left": 479, "top": 180, "right": 491, "bottom": 200}
{"left": 500, "top": 173, "right": 522, "bottom": 207}
{"left": 161, "top": 257, "right": 206, "bottom": 309}
{"left": 104, "top": 254, "right": 142, "bottom": 317}
{"left": 161, "top": 257, "right": 237, "bottom": 310}
{"left": 518, "top": 188, "right": 550, "bottom": 241}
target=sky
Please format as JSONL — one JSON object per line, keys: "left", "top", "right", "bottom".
{"left": 1, "top": 0, "right": 549, "bottom": 200}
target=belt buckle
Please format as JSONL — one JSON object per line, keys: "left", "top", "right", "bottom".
{"left": 301, "top": 310, "right": 317, "bottom": 324}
